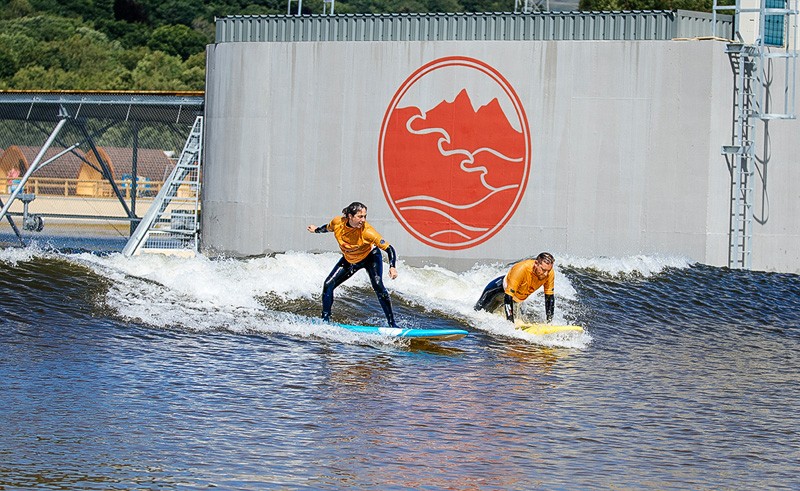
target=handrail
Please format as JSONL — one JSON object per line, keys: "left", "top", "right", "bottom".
{"left": 1, "top": 177, "right": 176, "bottom": 198}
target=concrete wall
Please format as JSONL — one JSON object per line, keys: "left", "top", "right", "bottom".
{"left": 202, "top": 39, "right": 800, "bottom": 273}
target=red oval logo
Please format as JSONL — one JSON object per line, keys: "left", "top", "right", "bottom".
{"left": 379, "top": 56, "right": 531, "bottom": 250}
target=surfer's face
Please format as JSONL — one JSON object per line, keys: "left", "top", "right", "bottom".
{"left": 533, "top": 260, "right": 552, "bottom": 280}
{"left": 348, "top": 210, "right": 367, "bottom": 228}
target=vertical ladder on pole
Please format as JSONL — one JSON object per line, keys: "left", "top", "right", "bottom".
{"left": 122, "top": 116, "right": 203, "bottom": 257}
{"left": 715, "top": 0, "right": 798, "bottom": 269}
{"left": 723, "top": 44, "right": 758, "bottom": 269}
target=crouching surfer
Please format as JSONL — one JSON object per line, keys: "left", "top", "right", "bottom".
{"left": 474, "top": 252, "right": 555, "bottom": 324}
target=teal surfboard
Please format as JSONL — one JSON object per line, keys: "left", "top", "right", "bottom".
{"left": 336, "top": 323, "right": 468, "bottom": 341}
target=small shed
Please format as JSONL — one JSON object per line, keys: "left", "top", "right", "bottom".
{"left": 80, "top": 147, "right": 174, "bottom": 197}
{"left": 0, "top": 145, "right": 85, "bottom": 195}
{"left": 78, "top": 147, "right": 116, "bottom": 197}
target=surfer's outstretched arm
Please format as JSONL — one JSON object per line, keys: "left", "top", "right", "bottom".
{"left": 307, "top": 224, "right": 330, "bottom": 233}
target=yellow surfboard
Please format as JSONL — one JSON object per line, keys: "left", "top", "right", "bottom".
{"left": 517, "top": 323, "right": 584, "bottom": 336}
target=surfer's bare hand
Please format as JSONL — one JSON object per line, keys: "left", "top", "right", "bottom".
{"left": 388, "top": 266, "right": 398, "bottom": 280}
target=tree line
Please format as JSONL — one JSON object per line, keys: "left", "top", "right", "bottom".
{"left": 0, "top": 0, "right": 711, "bottom": 91}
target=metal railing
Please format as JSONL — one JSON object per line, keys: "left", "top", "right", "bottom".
{"left": 2, "top": 177, "right": 175, "bottom": 198}
{"left": 216, "top": 10, "right": 733, "bottom": 43}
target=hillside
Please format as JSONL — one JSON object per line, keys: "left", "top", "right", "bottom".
{"left": 1, "top": 0, "right": 711, "bottom": 91}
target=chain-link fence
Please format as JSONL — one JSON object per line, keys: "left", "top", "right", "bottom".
{"left": 0, "top": 91, "right": 203, "bottom": 252}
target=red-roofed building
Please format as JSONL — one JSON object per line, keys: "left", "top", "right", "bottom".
{"left": 0, "top": 145, "right": 175, "bottom": 197}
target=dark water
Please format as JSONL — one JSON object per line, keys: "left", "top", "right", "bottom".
{"left": 1, "top": 248, "right": 799, "bottom": 490}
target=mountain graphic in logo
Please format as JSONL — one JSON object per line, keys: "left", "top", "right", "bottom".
{"left": 379, "top": 56, "right": 531, "bottom": 250}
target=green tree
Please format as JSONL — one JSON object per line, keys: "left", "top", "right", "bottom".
{"left": 137, "top": 124, "right": 184, "bottom": 150}
{"left": 8, "top": 62, "right": 128, "bottom": 90}
{"left": 191, "top": 17, "right": 215, "bottom": 43}
{"left": 0, "top": 49, "right": 15, "bottom": 78}
{"left": 57, "top": 0, "right": 115, "bottom": 21}
{"left": 386, "top": 0, "right": 429, "bottom": 13}
{"left": 180, "top": 50, "right": 206, "bottom": 88}
{"left": 0, "top": 32, "right": 37, "bottom": 76}
{"left": 0, "top": 14, "right": 84, "bottom": 42}
{"left": 93, "top": 17, "right": 152, "bottom": 48}
{"left": 147, "top": 24, "right": 209, "bottom": 60}
{"left": 579, "top": 0, "right": 712, "bottom": 11}
{"left": 116, "top": 45, "right": 150, "bottom": 71}
{"left": 425, "top": 0, "right": 464, "bottom": 12}
{"left": 148, "top": 0, "right": 204, "bottom": 26}
{"left": 130, "top": 50, "right": 191, "bottom": 90}
{"left": 0, "top": 0, "right": 34, "bottom": 19}
{"left": 9, "top": 65, "right": 69, "bottom": 89}
{"left": 26, "top": 26, "right": 119, "bottom": 78}
{"left": 113, "top": 0, "right": 150, "bottom": 23}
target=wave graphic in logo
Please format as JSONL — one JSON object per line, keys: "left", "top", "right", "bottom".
{"left": 379, "top": 56, "right": 531, "bottom": 250}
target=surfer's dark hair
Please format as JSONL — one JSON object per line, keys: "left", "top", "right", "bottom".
{"left": 536, "top": 252, "right": 555, "bottom": 264}
{"left": 342, "top": 202, "right": 367, "bottom": 217}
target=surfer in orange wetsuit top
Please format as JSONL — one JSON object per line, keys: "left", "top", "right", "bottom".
{"left": 307, "top": 202, "right": 399, "bottom": 327}
{"left": 474, "top": 252, "right": 555, "bottom": 323}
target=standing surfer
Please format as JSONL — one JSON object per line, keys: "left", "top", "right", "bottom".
{"left": 307, "top": 202, "right": 399, "bottom": 327}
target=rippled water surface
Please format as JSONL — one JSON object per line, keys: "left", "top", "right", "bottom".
{"left": 1, "top": 247, "right": 799, "bottom": 490}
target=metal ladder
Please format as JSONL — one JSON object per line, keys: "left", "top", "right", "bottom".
{"left": 122, "top": 116, "right": 203, "bottom": 257}
{"left": 714, "top": 0, "right": 798, "bottom": 269}
{"left": 723, "top": 44, "right": 758, "bottom": 269}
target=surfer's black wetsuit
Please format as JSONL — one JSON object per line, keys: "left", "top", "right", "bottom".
{"left": 312, "top": 217, "right": 398, "bottom": 328}
{"left": 322, "top": 247, "right": 397, "bottom": 327}
{"left": 474, "top": 276, "right": 516, "bottom": 322}
{"left": 474, "top": 260, "right": 555, "bottom": 323}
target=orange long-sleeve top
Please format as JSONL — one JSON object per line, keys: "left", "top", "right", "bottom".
{"left": 327, "top": 216, "right": 390, "bottom": 264}
{"left": 504, "top": 259, "right": 555, "bottom": 302}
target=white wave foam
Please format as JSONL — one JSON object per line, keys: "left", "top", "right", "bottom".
{"left": 469, "top": 307, "right": 592, "bottom": 349}
{"left": 0, "top": 243, "right": 48, "bottom": 264}
{"left": 557, "top": 254, "right": 693, "bottom": 277}
{"left": 7, "top": 242, "right": 687, "bottom": 348}
{"left": 65, "top": 250, "right": 593, "bottom": 348}
{"left": 69, "top": 251, "right": 419, "bottom": 346}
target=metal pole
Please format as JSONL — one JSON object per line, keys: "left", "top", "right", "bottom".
{"left": 78, "top": 122, "right": 133, "bottom": 218}
{"left": 131, "top": 122, "right": 139, "bottom": 217}
{"left": 0, "top": 117, "right": 68, "bottom": 223}
{"left": 0, "top": 196, "right": 25, "bottom": 246}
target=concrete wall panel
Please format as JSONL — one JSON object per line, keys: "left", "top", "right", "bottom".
{"left": 203, "top": 39, "right": 800, "bottom": 272}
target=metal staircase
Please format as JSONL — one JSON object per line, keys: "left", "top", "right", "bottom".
{"left": 713, "top": 0, "right": 798, "bottom": 269}
{"left": 122, "top": 116, "right": 203, "bottom": 257}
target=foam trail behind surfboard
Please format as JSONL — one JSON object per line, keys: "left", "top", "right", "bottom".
{"left": 336, "top": 323, "right": 468, "bottom": 341}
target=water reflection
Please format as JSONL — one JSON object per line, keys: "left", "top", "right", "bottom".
{"left": 3, "top": 252, "right": 800, "bottom": 489}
